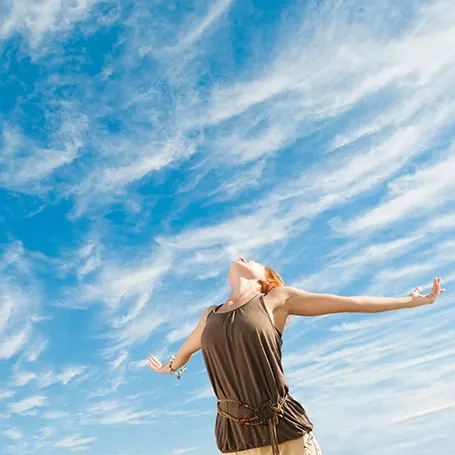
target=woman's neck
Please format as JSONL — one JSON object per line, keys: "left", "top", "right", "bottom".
{"left": 225, "top": 284, "right": 261, "bottom": 306}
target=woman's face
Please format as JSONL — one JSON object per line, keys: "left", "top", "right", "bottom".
{"left": 230, "top": 257, "right": 267, "bottom": 282}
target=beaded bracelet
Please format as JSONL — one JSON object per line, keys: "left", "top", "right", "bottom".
{"left": 168, "top": 355, "right": 187, "bottom": 380}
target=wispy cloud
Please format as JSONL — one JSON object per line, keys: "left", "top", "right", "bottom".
{"left": 2, "top": 427, "right": 22, "bottom": 440}
{"left": 168, "top": 0, "right": 234, "bottom": 52}
{"left": 0, "top": 125, "right": 81, "bottom": 193}
{"left": 42, "top": 410, "right": 70, "bottom": 420}
{"left": 9, "top": 395, "right": 47, "bottom": 415}
{"left": 0, "top": 390, "right": 15, "bottom": 400}
{"left": 335, "top": 152, "right": 455, "bottom": 236}
{"left": 82, "top": 399, "right": 156, "bottom": 425}
{"left": 166, "top": 322, "right": 198, "bottom": 344}
{"left": 38, "top": 366, "right": 87, "bottom": 388}
{"left": 26, "top": 338, "right": 48, "bottom": 362}
{"left": 0, "top": 0, "right": 98, "bottom": 48}
{"left": 11, "top": 370, "right": 36, "bottom": 387}
{"left": 111, "top": 350, "right": 129, "bottom": 371}
{"left": 184, "top": 385, "right": 215, "bottom": 403}
{"left": 0, "top": 242, "right": 45, "bottom": 366}
{"left": 54, "top": 434, "right": 96, "bottom": 449}
{"left": 0, "top": 325, "right": 31, "bottom": 360}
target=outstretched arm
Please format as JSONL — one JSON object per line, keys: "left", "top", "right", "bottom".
{"left": 279, "top": 277, "right": 445, "bottom": 317}
{"left": 148, "top": 305, "right": 217, "bottom": 374}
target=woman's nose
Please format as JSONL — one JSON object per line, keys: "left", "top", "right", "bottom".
{"left": 239, "top": 257, "right": 247, "bottom": 263}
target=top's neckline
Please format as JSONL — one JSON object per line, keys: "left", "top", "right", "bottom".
{"left": 213, "top": 293, "right": 261, "bottom": 314}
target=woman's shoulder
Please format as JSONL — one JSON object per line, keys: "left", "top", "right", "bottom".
{"left": 201, "top": 304, "right": 219, "bottom": 316}
{"left": 262, "top": 286, "right": 290, "bottom": 310}
{"left": 199, "top": 304, "right": 219, "bottom": 323}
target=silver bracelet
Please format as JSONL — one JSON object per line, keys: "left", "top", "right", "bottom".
{"left": 169, "top": 355, "right": 187, "bottom": 380}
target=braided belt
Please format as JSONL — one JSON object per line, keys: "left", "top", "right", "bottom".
{"left": 217, "top": 394, "right": 289, "bottom": 455}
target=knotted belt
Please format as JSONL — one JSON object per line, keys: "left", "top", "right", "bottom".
{"left": 217, "top": 394, "right": 289, "bottom": 455}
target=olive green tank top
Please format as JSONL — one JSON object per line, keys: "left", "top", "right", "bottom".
{"left": 200, "top": 293, "right": 313, "bottom": 453}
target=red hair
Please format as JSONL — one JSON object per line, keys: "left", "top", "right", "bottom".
{"left": 260, "top": 266, "right": 284, "bottom": 294}
{"left": 260, "top": 266, "right": 291, "bottom": 327}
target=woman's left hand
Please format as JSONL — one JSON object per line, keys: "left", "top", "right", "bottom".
{"left": 409, "top": 277, "right": 446, "bottom": 306}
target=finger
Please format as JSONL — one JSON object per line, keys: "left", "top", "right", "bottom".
{"left": 433, "top": 278, "right": 439, "bottom": 291}
{"left": 148, "top": 354, "right": 160, "bottom": 364}
{"left": 148, "top": 356, "right": 161, "bottom": 368}
{"left": 430, "top": 279, "right": 438, "bottom": 297}
{"left": 429, "top": 282, "right": 441, "bottom": 300}
{"left": 435, "top": 278, "right": 441, "bottom": 294}
{"left": 434, "top": 278, "right": 441, "bottom": 288}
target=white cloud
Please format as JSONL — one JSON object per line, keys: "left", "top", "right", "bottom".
{"left": 128, "top": 359, "right": 149, "bottom": 370}
{"left": 166, "top": 322, "right": 198, "bottom": 344}
{"left": 0, "top": 390, "right": 15, "bottom": 400}
{"left": 83, "top": 399, "right": 156, "bottom": 425}
{"left": 0, "top": 243, "right": 43, "bottom": 360}
{"left": 11, "top": 371, "right": 37, "bottom": 387}
{"left": 59, "top": 367, "right": 87, "bottom": 385}
{"left": 43, "top": 410, "right": 70, "bottom": 420}
{"left": 3, "top": 428, "right": 22, "bottom": 440}
{"left": 99, "top": 409, "right": 155, "bottom": 425}
{"left": 291, "top": 233, "right": 423, "bottom": 292}
{"left": 77, "top": 240, "right": 103, "bottom": 278}
{"left": 0, "top": 325, "right": 32, "bottom": 360}
{"left": 69, "top": 137, "right": 198, "bottom": 219}
{"left": 38, "top": 366, "right": 86, "bottom": 388}
{"left": 86, "top": 378, "right": 127, "bottom": 399}
{"left": 64, "top": 250, "right": 173, "bottom": 352}
{"left": 54, "top": 434, "right": 96, "bottom": 449}
{"left": 184, "top": 386, "right": 215, "bottom": 403}
{"left": 39, "top": 426, "right": 54, "bottom": 438}
{"left": 330, "top": 317, "right": 395, "bottom": 332}
{"left": 419, "top": 212, "right": 455, "bottom": 233}
{"left": 0, "top": 0, "right": 98, "bottom": 47}
{"left": 111, "top": 351, "right": 129, "bottom": 370}
{"left": 9, "top": 395, "right": 47, "bottom": 414}
{"left": 0, "top": 294, "right": 16, "bottom": 334}
{"left": 336, "top": 153, "right": 455, "bottom": 236}
{"left": 168, "top": 0, "right": 233, "bottom": 52}
{"left": 0, "top": 124, "right": 82, "bottom": 193}
{"left": 26, "top": 338, "right": 48, "bottom": 362}
{"left": 82, "top": 257, "right": 171, "bottom": 310}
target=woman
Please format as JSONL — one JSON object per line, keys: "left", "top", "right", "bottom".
{"left": 148, "top": 258, "right": 445, "bottom": 455}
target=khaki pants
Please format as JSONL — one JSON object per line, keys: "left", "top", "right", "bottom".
{"left": 224, "top": 431, "right": 322, "bottom": 455}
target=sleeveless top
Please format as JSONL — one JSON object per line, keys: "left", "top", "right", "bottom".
{"left": 200, "top": 293, "right": 313, "bottom": 453}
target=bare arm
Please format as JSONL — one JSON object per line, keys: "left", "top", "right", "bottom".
{"left": 148, "top": 305, "right": 217, "bottom": 374}
{"left": 277, "top": 278, "right": 445, "bottom": 317}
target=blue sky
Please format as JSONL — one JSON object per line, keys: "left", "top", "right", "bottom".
{"left": 1, "top": 0, "right": 455, "bottom": 454}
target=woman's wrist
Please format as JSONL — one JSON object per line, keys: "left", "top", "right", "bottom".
{"left": 168, "top": 355, "right": 176, "bottom": 373}
{"left": 168, "top": 355, "right": 187, "bottom": 380}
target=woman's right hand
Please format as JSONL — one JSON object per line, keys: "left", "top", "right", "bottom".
{"left": 148, "top": 354, "right": 171, "bottom": 374}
